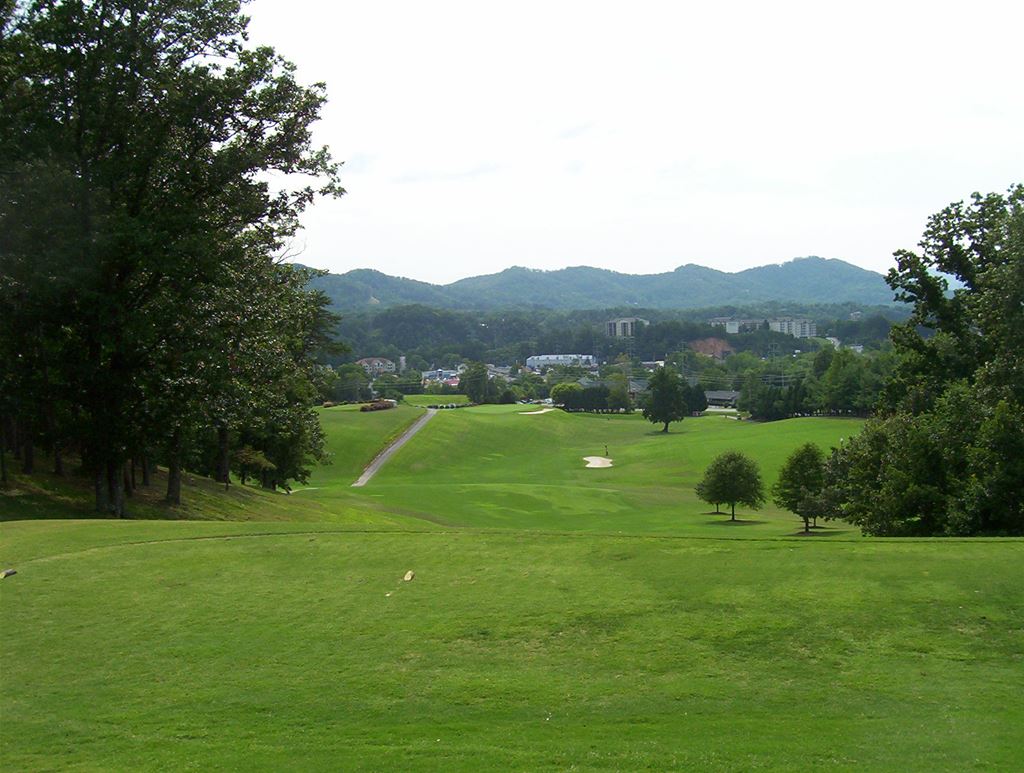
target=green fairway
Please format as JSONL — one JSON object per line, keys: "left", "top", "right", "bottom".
{"left": 2, "top": 520, "right": 1022, "bottom": 771}
{"left": 403, "top": 394, "right": 469, "bottom": 407}
{"left": 315, "top": 402, "right": 423, "bottom": 485}
{"left": 301, "top": 407, "right": 865, "bottom": 536}
{"left": 4, "top": 407, "right": 1023, "bottom": 770}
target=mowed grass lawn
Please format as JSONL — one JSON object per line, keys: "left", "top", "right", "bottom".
{"left": 4, "top": 407, "right": 1022, "bottom": 770}
{"left": 315, "top": 402, "right": 424, "bottom": 485}
{"left": 303, "top": 406, "right": 865, "bottom": 536}
{"left": 1, "top": 521, "right": 1022, "bottom": 770}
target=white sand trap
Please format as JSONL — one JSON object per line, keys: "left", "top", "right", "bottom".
{"left": 520, "top": 408, "right": 556, "bottom": 415}
{"left": 583, "top": 456, "right": 613, "bottom": 468}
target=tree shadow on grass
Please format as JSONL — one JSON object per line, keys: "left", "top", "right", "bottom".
{"left": 705, "top": 518, "right": 767, "bottom": 526}
{"left": 788, "top": 527, "right": 845, "bottom": 537}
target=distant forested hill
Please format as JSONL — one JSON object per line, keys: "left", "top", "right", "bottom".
{"left": 304, "top": 257, "right": 896, "bottom": 311}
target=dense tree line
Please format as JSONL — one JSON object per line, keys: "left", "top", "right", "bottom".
{"left": 0, "top": 0, "right": 341, "bottom": 513}
{"left": 737, "top": 347, "right": 893, "bottom": 420}
{"left": 325, "top": 304, "right": 899, "bottom": 370}
{"left": 825, "top": 187, "right": 1024, "bottom": 536}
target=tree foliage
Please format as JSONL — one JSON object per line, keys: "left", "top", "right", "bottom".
{"left": 0, "top": 0, "right": 341, "bottom": 512}
{"left": 828, "top": 186, "right": 1024, "bottom": 535}
{"left": 642, "top": 367, "right": 687, "bottom": 432}
{"left": 695, "top": 451, "right": 766, "bottom": 520}
{"left": 772, "top": 443, "right": 826, "bottom": 532}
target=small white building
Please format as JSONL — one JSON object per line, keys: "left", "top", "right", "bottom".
{"left": 525, "top": 354, "right": 596, "bottom": 369}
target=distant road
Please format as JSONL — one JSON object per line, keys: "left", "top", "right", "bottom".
{"left": 351, "top": 409, "right": 437, "bottom": 488}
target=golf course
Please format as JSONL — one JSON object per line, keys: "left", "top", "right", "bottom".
{"left": 2, "top": 405, "right": 1022, "bottom": 770}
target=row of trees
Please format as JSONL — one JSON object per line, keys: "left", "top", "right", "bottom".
{"left": 0, "top": 0, "right": 342, "bottom": 514}
{"left": 324, "top": 303, "right": 899, "bottom": 372}
{"left": 737, "top": 347, "right": 892, "bottom": 420}
{"left": 695, "top": 186, "right": 1024, "bottom": 537}
{"left": 694, "top": 445, "right": 825, "bottom": 534}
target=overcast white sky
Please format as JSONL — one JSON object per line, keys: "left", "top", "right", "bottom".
{"left": 246, "top": 0, "right": 1024, "bottom": 284}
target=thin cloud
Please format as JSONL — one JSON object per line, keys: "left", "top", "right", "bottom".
{"left": 391, "top": 163, "right": 501, "bottom": 185}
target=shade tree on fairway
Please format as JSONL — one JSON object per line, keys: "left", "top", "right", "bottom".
{"left": 772, "top": 442, "right": 826, "bottom": 532}
{"left": 642, "top": 367, "right": 688, "bottom": 432}
{"left": 696, "top": 451, "right": 766, "bottom": 521}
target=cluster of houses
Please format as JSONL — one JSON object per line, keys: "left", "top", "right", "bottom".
{"left": 352, "top": 313, "right": 860, "bottom": 402}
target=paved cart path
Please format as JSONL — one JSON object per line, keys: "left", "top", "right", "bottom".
{"left": 351, "top": 409, "right": 437, "bottom": 488}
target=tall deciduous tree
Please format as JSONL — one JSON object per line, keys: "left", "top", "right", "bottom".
{"left": 0, "top": 0, "right": 341, "bottom": 514}
{"left": 642, "top": 367, "right": 687, "bottom": 432}
{"left": 772, "top": 442, "right": 826, "bottom": 532}
{"left": 830, "top": 186, "right": 1024, "bottom": 535}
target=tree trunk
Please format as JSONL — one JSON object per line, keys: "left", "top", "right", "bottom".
{"left": 0, "top": 423, "right": 7, "bottom": 486}
{"left": 166, "top": 429, "right": 182, "bottom": 505}
{"left": 662, "top": 421, "right": 669, "bottom": 433}
{"left": 21, "top": 436, "right": 34, "bottom": 475}
{"left": 215, "top": 423, "right": 230, "bottom": 486}
{"left": 261, "top": 469, "right": 275, "bottom": 491}
{"left": 106, "top": 460, "right": 125, "bottom": 517}
{"left": 123, "top": 461, "right": 133, "bottom": 498}
{"left": 94, "top": 469, "right": 108, "bottom": 513}
{"left": 731, "top": 503, "right": 736, "bottom": 521}
{"left": 11, "top": 418, "right": 21, "bottom": 461}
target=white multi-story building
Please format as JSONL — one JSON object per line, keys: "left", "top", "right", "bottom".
{"left": 605, "top": 317, "right": 649, "bottom": 338}
{"left": 768, "top": 318, "right": 817, "bottom": 338}
{"left": 356, "top": 357, "right": 397, "bottom": 377}
{"left": 708, "top": 317, "right": 761, "bottom": 334}
{"left": 525, "top": 354, "right": 596, "bottom": 369}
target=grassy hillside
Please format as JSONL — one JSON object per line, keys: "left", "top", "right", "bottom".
{"left": 301, "top": 407, "right": 863, "bottom": 535}
{"left": 316, "top": 402, "right": 423, "bottom": 483}
{"left": 0, "top": 403, "right": 423, "bottom": 524}
{"left": 4, "top": 406, "right": 1022, "bottom": 770}
{"left": 2, "top": 521, "right": 1021, "bottom": 770}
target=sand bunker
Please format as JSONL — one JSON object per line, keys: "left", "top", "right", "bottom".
{"left": 583, "top": 456, "right": 613, "bottom": 468}
{"left": 520, "top": 408, "right": 556, "bottom": 415}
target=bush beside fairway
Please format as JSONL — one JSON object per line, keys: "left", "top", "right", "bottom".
{"left": 305, "top": 407, "right": 866, "bottom": 536}
{"left": 1, "top": 522, "right": 1022, "bottom": 770}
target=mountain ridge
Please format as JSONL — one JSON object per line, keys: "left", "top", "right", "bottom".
{"left": 305, "top": 256, "right": 896, "bottom": 311}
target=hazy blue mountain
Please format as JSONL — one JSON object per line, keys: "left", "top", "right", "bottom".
{"left": 306, "top": 256, "right": 896, "bottom": 311}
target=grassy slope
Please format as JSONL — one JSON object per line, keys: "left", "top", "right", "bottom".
{"left": 303, "top": 406, "right": 864, "bottom": 536}
{"left": 4, "top": 407, "right": 1023, "bottom": 770}
{"left": 0, "top": 403, "right": 422, "bottom": 525}
{"left": 1, "top": 523, "right": 1021, "bottom": 771}
{"left": 403, "top": 394, "right": 469, "bottom": 407}
{"left": 316, "top": 402, "right": 424, "bottom": 483}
